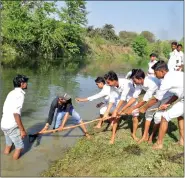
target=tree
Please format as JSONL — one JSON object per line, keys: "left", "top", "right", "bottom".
{"left": 140, "top": 31, "right": 155, "bottom": 43}
{"left": 100, "top": 24, "right": 119, "bottom": 41}
{"left": 119, "top": 31, "right": 138, "bottom": 46}
{"left": 131, "top": 35, "right": 148, "bottom": 57}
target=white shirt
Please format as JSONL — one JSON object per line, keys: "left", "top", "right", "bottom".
{"left": 1, "top": 88, "right": 25, "bottom": 129}
{"left": 125, "top": 71, "right": 132, "bottom": 79}
{"left": 155, "top": 71, "right": 183, "bottom": 101}
{"left": 87, "top": 84, "right": 111, "bottom": 104}
{"left": 168, "top": 49, "right": 182, "bottom": 71}
{"left": 109, "top": 78, "right": 136, "bottom": 104}
{"left": 147, "top": 60, "right": 158, "bottom": 76}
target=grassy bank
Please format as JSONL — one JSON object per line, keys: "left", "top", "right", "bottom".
{"left": 41, "top": 117, "right": 184, "bottom": 177}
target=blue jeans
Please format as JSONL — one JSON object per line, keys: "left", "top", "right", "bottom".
{"left": 54, "top": 109, "right": 82, "bottom": 129}
{"left": 2, "top": 127, "right": 24, "bottom": 149}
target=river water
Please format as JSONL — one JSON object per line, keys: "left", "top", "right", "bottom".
{"left": 0, "top": 64, "right": 147, "bottom": 176}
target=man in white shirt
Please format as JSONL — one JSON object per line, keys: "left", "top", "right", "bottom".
{"left": 148, "top": 53, "right": 158, "bottom": 76}
{"left": 139, "top": 60, "right": 183, "bottom": 150}
{"left": 177, "top": 44, "right": 184, "bottom": 71}
{"left": 1, "top": 74, "right": 29, "bottom": 160}
{"left": 123, "top": 69, "right": 172, "bottom": 143}
{"left": 101, "top": 71, "right": 138, "bottom": 144}
{"left": 168, "top": 41, "right": 182, "bottom": 71}
{"left": 75, "top": 77, "right": 112, "bottom": 128}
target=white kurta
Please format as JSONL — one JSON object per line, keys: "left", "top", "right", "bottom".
{"left": 155, "top": 71, "right": 184, "bottom": 121}
{"left": 147, "top": 60, "right": 158, "bottom": 77}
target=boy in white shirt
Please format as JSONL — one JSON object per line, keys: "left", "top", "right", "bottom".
{"left": 139, "top": 60, "right": 183, "bottom": 149}
{"left": 168, "top": 41, "right": 182, "bottom": 71}
{"left": 147, "top": 53, "right": 158, "bottom": 76}
{"left": 1, "top": 75, "right": 29, "bottom": 160}
{"left": 75, "top": 77, "right": 112, "bottom": 128}
{"left": 101, "top": 71, "right": 138, "bottom": 144}
{"left": 123, "top": 69, "right": 172, "bottom": 143}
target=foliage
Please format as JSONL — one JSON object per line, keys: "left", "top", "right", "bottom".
{"left": 131, "top": 35, "right": 148, "bottom": 57}
{"left": 140, "top": 31, "right": 155, "bottom": 43}
{"left": 119, "top": 31, "right": 138, "bottom": 46}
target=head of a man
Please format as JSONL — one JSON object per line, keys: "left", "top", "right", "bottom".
{"left": 151, "top": 60, "right": 168, "bottom": 79}
{"left": 104, "top": 71, "right": 118, "bottom": 87}
{"left": 150, "top": 53, "right": 157, "bottom": 61}
{"left": 13, "top": 74, "right": 29, "bottom": 89}
{"left": 95, "top": 77, "right": 105, "bottom": 89}
{"left": 171, "top": 41, "right": 178, "bottom": 51}
{"left": 177, "top": 44, "right": 183, "bottom": 52}
{"left": 58, "top": 93, "right": 71, "bottom": 104}
{"left": 130, "top": 69, "right": 145, "bottom": 85}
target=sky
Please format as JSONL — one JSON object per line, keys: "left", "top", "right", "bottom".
{"left": 56, "top": 1, "right": 184, "bottom": 41}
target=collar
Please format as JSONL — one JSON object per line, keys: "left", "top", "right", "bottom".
{"left": 14, "top": 87, "right": 25, "bottom": 95}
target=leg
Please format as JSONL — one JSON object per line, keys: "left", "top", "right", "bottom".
{"left": 54, "top": 111, "right": 66, "bottom": 129}
{"left": 71, "top": 110, "right": 90, "bottom": 139}
{"left": 153, "top": 117, "right": 168, "bottom": 150}
{"left": 110, "top": 117, "right": 120, "bottom": 144}
{"left": 3, "top": 131, "right": 13, "bottom": 155}
{"left": 148, "top": 123, "right": 160, "bottom": 144}
{"left": 177, "top": 116, "right": 184, "bottom": 145}
{"left": 132, "top": 116, "right": 139, "bottom": 141}
{"left": 95, "top": 106, "right": 107, "bottom": 129}
{"left": 9, "top": 127, "right": 24, "bottom": 160}
{"left": 153, "top": 100, "right": 184, "bottom": 149}
{"left": 138, "top": 120, "right": 151, "bottom": 144}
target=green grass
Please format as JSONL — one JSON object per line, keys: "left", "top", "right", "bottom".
{"left": 41, "top": 117, "right": 184, "bottom": 177}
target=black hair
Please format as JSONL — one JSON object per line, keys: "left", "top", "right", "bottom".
{"left": 151, "top": 60, "right": 168, "bottom": 71}
{"left": 171, "top": 41, "right": 178, "bottom": 46}
{"left": 104, "top": 71, "right": 118, "bottom": 81}
{"left": 13, "top": 74, "right": 29, "bottom": 87}
{"left": 95, "top": 77, "right": 105, "bottom": 84}
{"left": 177, "top": 44, "right": 183, "bottom": 48}
{"left": 130, "top": 69, "right": 145, "bottom": 79}
{"left": 150, "top": 53, "right": 157, "bottom": 58}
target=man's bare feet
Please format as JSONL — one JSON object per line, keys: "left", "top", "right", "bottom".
{"left": 109, "top": 139, "right": 114, "bottom": 144}
{"left": 4, "top": 145, "right": 12, "bottom": 155}
{"left": 131, "top": 134, "right": 139, "bottom": 141}
{"left": 152, "top": 143, "right": 163, "bottom": 150}
{"left": 147, "top": 137, "right": 153, "bottom": 144}
{"left": 173, "top": 140, "right": 184, "bottom": 146}
{"left": 85, "top": 133, "right": 91, "bottom": 139}
{"left": 137, "top": 136, "right": 149, "bottom": 144}
{"left": 94, "top": 124, "right": 101, "bottom": 129}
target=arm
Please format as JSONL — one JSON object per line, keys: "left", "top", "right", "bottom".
{"left": 57, "top": 112, "right": 70, "bottom": 130}
{"left": 13, "top": 96, "right": 26, "bottom": 138}
{"left": 46, "top": 98, "right": 58, "bottom": 125}
{"left": 14, "top": 114, "right": 26, "bottom": 138}
{"left": 159, "top": 95, "right": 178, "bottom": 110}
{"left": 75, "top": 98, "right": 88, "bottom": 102}
{"left": 102, "top": 102, "right": 114, "bottom": 120}
{"left": 140, "top": 97, "right": 158, "bottom": 113}
{"left": 118, "top": 97, "right": 136, "bottom": 114}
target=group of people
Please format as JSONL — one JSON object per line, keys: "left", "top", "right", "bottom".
{"left": 1, "top": 42, "right": 184, "bottom": 160}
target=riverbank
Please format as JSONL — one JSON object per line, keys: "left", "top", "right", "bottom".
{"left": 42, "top": 118, "right": 184, "bottom": 177}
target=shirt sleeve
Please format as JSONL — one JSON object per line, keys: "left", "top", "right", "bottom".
{"left": 132, "top": 86, "right": 142, "bottom": 99}
{"left": 46, "top": 98, "right": 58, "bottom": 125}
{"left": 109, "top": 90, "right": 118, "bottom": 103}
{"left": 13, "top": 95, "right": 24, "bottom": 115}
{"left": 168, "top": 55, "right": 177, "bottom": 71}
{"left": 120, "top": 82, "right": 132, "bottom": 101}
{"left": 87, "top": 86, "right": 110, "bottom": 101}
{"left": 154, "top": 77, "right": 171, "bottom": 101}
{"left": 143, "top": 80, "right": 159, "bottom": 101}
